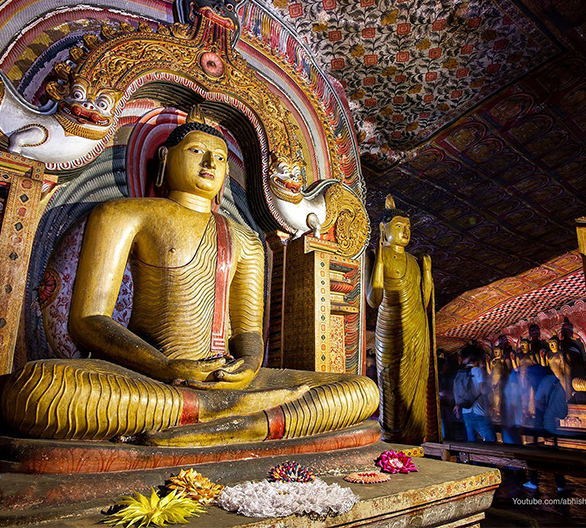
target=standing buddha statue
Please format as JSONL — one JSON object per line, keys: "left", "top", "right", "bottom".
{"left": 486, "top": 346, "right": 510, "bottom": 419}
{"left": 511, "top": 338, "right": 537, "bottom": 420}
{"left": 541, "top": 335, "right": 584, "bottom": 401}
{"left": 365, "top": 195, "right": 435, "bottom": 445}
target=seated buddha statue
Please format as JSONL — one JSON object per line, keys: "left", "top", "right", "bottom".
{"left": 0, "top": 113, "right": 378, "bottom": 446}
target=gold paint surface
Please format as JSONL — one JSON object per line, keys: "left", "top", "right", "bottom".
{"left": 366, "top": 207, "right": 438, "bottom": 444}
{"left": 1, "top": 129, "right": 379, "bottom": 444}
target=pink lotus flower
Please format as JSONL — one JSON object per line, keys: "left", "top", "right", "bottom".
{"left": 375, "top": 450, "right": 418, "bottom": 474}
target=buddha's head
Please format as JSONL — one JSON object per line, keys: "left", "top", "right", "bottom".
{"left": 380, "top": 213, "right": 411, "bottom": 248}
{"left": 519, "top": 339, "right": 530, "bottom": 354}
{"left": 157, "top": 106, "right": 229, "bottom": 207}
{"left": 380, "top": 194, "right": 411, "bottom": 248}
{"left": 493, "top": 346, "right": 503, "bottom": 359}
{"left": 160, "top": 122, "right": 228, "bottom": 201}
{"left": 548, "top": 336, "right": 560, "bottom": 354}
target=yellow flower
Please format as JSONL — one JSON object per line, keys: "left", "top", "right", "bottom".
{"left": 350, "top": 89, "right": 365, "bottom": 100}
{"left": 166, "top": 469, "right": 224, "bottom": 505}
{"left": 350, "top": 44, "right": 365, "bottom": 57}
{"left": 416, "top": 39, "right": 431, "bottom": 50}
{"left": 442, "top": 58, "right": 459, "bottom": 70}
{"left": 312, "top": 22, "right": 328, "bottom": 32}
{"left": 104, "top": 488, "right": 204, "bottom": 527}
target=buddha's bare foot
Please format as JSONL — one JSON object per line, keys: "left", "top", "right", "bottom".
{"left": 199, "top": 383, "right": 310, "bottom": 420}
{"left": 143, "top": 412, "right": 269, "bottom": 447}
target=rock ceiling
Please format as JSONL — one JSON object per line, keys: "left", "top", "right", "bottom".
{"left": 263, "top": 0, "right": 586, "bottom": 334}
{"left": 1, "top": 0, "right": 585, "bottom": 340}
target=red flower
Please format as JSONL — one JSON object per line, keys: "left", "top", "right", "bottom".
{"left": 375, "top": 450, "right": 418, "bottom": 474}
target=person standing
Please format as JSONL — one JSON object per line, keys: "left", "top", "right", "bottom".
{"left": 453, "top": 345, "right": 496, "bottom": 443}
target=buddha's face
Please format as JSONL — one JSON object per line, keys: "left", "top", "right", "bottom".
{"left": 494, "top": 347, "right": 503, "bottom": 359}
{"left": 520, "top": 341, "right": 529, "bottom": 354}
{"left": 383, "top": 215, "right": 411, "bottom": 247}
{"left": 165, "top": 130, "right": 228, "bottom": 200}
{"left": 549, "top": 339, "right": 559, "bottom": 353}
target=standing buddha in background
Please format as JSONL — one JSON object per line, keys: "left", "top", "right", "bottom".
{"left": 510, "top": 338, "right": 538, "bottom": 420}
{"left": 540, "top": 335, "right": 584, "bottom": 401}
{"left": 1, "top": 110, "right": 379, "bottom": 445}
{"left": 365, "top": 195, "right": 435, "bottom": 445}
{"left": 486, "top": 346, "right": 510, "bottom": 419}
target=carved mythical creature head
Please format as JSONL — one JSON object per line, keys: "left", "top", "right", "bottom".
{"left": 268, "top": 152, "right": 307, "bottom": 204}
{"left": 49, "top": 77, "right": 123, "bottom": 140}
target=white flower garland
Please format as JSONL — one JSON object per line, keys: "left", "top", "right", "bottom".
{"left": 217, "top": 479, "right": 358, "bottom": 518}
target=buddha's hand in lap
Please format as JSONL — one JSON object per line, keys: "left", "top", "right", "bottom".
{"left": 168, "top": 356, "right": 259, "bottom": 390}
{"left": 180, "top": 357, "right": 259, "bottom": 390}
{"left": 167, "top": 357, "right": 231, "bottom": 385}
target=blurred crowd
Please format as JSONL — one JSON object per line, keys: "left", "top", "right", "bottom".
{"left": 437, "top": 331, "right": 586, "bottom": 445}
{"left": 434, "top": 327, "right": 586, "bottom": 492}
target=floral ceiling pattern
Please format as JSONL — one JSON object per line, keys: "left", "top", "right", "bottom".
{"left": 263, "top": 0, "right": 586, "bottom": 335}
{"left": 267, "top": 0, "right": 560, "bottom": 162}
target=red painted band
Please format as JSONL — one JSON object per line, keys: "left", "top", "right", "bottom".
{"left": 264, "top": 406, "right": 286, "bottom": 440}
{"left": 211, "top": 213, "right": 233, "bottom": 356}
{"left": 178, "top": 388, "right": 200, "bottom": 425}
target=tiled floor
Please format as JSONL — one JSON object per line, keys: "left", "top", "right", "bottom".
{"left": 483, "top": 468, "right": 586, "bottom": 527}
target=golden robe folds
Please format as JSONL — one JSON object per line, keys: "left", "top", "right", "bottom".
{"left": 375, "top": 253, "right": 430, "bottom": 444}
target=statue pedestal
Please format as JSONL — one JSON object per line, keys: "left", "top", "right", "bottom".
{"left": 0, "top": 433, "right": 500, "bottom": 527}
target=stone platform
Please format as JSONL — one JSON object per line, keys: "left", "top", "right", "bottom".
{"left": 1, "top": 439, "right": 500, "bottom": 527}
{"left": 0, "top": 422, "right": 381, "bottom": 474}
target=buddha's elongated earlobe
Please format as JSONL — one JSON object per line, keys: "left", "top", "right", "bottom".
{"left": 156, "top": 146, "right": 168, "bottom": 187}
{"left": 214, "top": 169, "right": 228, "bottom": 206}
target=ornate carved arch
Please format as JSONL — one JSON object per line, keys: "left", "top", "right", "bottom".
{"left": 46, "top": 18, "right": 306, "bottom": 232}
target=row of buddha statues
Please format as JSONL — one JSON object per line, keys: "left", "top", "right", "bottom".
{"left": 0, "top": 111, "right": 440, "bottom": 449}
{"left": 436, "top": 335, "right": 586, "bottom": 444}
{"left": 482, "top": 335, "right": 585, "bottom": 424}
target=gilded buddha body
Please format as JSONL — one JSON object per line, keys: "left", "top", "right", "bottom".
{"left": 541, "top": 336, "right": 584, "bottom": 401}
{"left": 1, "top": 117, "right": 378, "bottom": 445}
{"left": 365, "top": 196, "right": 434, "bottom": 445}
{"left": 486, "top": 346, "right": 510, "bottom": 418}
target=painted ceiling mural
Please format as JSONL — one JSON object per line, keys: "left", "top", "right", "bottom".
{"left": 1, "top": 0, "right": 586, "bottom": 343}
{"left": 266, "top": 0, "right": 561, "bottom": 161}
{"left": 436, "top": 250, "right": 586, "bottom": 348}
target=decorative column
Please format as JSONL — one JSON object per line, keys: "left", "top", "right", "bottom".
{"left": 0, "top": 152, "right": 53, "bottom": 374}
{"left": 282, "top": 235, "right": 360, "bottom": 373}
